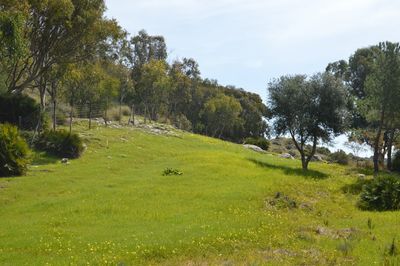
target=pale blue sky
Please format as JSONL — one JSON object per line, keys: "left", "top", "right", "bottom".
{"left": 105, "top": 0, "right": 400, "bottom": 102}
{"left": 105, "top": 0, "right": 399, "bottom": 157}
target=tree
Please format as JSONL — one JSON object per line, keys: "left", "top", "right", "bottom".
{"left": 62, "top": 64, "right": 83, "bottom": 133}
{"left": 136, "top": 60, "right": 171, "bottom": 122}
{"left": 130, "top": 30, "right": 167, "bottom": 83}
{"left": 2, "top": 0, "right": 120, "bottom": 108}
{"left": 268, "top": 73, "right": 349, "bottom": 170}
{"left": 360, "top": 42, "right": 400, "bottom": 174}
{"left": 200, "top": 94, "right": 243, "bottom": 139}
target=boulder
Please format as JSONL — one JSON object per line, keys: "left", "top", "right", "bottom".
{"left": 243, "top": 144, "right": 266, "bottom": 153}
{"left": 280, "top": 153, "right": 294, "bottom": 159}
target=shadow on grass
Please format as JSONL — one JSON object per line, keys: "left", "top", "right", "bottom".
{"left": 248, "top": 158, "right": 328, "bottom": 179}
{"left": 341, "top": 178, "right": 372, "bottom": 195}
{"left": 31, "top": 152, "right": 59, "bottom": 166}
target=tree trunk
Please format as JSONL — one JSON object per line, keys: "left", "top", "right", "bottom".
{"left": 301, "top": 153, "right": 308, "bottom": 170}
{"left": 373, "top": 110, "right": 385, "bottom": 175}
{"left": 88, "top": 102, "right": 92, "bottom": 130}
{"left": 130, "top": 104, "right": 135, "bottom": 125}
{"left": 144, "top": 105, "right": 148, "bottom": 124}
{"left": 387, "top": 129, "right": 395, "bottom": 170}
{"left": 119, "top": 98, "right": 122, "bottom": 124}
{"left": 69, "top": 103, "right": 73, "bottom": 134}
{"left": 52, "top": 99, "right": 56, "bottom": 131}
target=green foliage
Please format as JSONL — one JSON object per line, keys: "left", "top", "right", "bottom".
{"left": 0, "top": 123, "right": 31, "bottom": 177}
{"left": 328, "top": 150, "right": 349, "bottom": 165}
{"left": 35, "top": 130, "right": 84, "bottom": 159}
{"left": 268, "top": 73, "right": 349, "bottom": 169}
{"left": 244, "top": 137, "right": 270, "bottom": 151}
{"left": 0, "top": 93, "right": 41, "bottom": 130}
{"left": 359, "top": 175, "right": 400, "bottom": 211}
{"left": 201, "top": 94, "right": 243, "bottom": 139}
{"left": 392, "top": 150, "right": 400, "bottom": 172}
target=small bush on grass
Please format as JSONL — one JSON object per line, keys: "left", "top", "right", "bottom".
{"left": 358, "top": 175, "right": 400, "bottom": 211}
{"left": 328, "top": 150, "right": 349, "bottom": 165}
{"left": 162, "top": 168, "right": 183, "bottom": 176}
{"left": 35, "top": 130, "right": 84, "bottom": 159}
{"left": 0, "top": 123, "right": 31, "bottom": 177}
{"left": 244, "top": 137, "right": 270, "bottom": 151}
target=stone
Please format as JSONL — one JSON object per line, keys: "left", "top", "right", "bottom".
{"left": 280, "top": 153, "right": 294, "bottom": 159}
{"left": 243, "top": 144, "right": 266, "bottom": 153}
{"left": 358, "top": 174, "right": 366, "bottom": 180}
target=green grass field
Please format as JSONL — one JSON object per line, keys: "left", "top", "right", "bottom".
{"left": 0, "top": 122, "right": 399, "bottom": 265}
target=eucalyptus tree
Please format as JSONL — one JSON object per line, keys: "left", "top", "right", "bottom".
{"left": 2, "top": 0, "right": 120, "bottom": 102}
{"left": 200, "top": 94, "right": 243, "bottom": 139}
{"left": 268, "top": 73, "right": 349, "bottom": 170}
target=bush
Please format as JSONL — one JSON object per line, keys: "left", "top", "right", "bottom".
{"left": 244, "top": 137, "right": 270, "bottom": 151}
{"left": 0, "top": 93, "right": 41, "bottom": 130}
{"left": 0, "top": 123, "right": 31, "bottom": 177}
{"left": 317, "top": 146, "right": 331, "bottom": 156}
{"left": 35, "top": 130, "right": 84, "bottom": 158}
{"left": 328, "top": 150, "right": 349, "bottom": 165}
{"left": 392, "top": 151, "right": 400, "bottom": 172}
{"left": 358, "top": 175, "right": 400, "bottom": 211}
{"left": 173, "top": 114, "right": 192, "bottom": 131}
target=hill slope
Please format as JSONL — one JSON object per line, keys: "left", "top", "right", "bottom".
{"left": 0, "top": 124, "right": 398, "bottom": 265}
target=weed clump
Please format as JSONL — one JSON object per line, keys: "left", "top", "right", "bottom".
{"left": 162, "top": 168, "right": 183, "bottom": 176}
{"left": 267, "top": 192, "right": 297, "bottom": 209}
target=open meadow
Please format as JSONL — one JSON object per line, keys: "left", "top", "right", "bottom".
{"left": 0, "top": 123, "right": 399, "bottom": 265}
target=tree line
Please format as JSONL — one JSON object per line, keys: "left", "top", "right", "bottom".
{"left": 0, "top": 0, "right": 268, "bottom": 143}
{"left": 1, "top": 1, "right": 399, "bottom": 174}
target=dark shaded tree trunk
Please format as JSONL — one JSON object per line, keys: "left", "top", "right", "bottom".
{"left": 88, "top": 102, "right": 92, "bottom": 130}
{"left": 69, "top": 103, "right": 73, "bottom": 133}
{"left": 129, "top": 104, "right": 135, "bottom": 125}
{"left": 373, "top": 110, "right": 385, "bottom": 175}
{"left": 52, "top": 99, "right": 56, "bottom": 131}
{"left": 387, "top": 129, "right": 395, "bottom": 170}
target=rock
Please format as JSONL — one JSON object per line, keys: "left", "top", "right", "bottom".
{"left": 315, "top": 226, "right": 331, "bottom": 236}
{"left": 299, "top": 202, "right": 313, "bottom": 211}
{"left": 280, "top": 153, "right": 294, "bottom": 159}
{"left": 312, "top": 155, "right": 323, "bottom": 162}
{"left": 243, "top": 144, "right": 266, "bottom": 153}
{"left": 61, "top": 158, "right": 69, "bottom": 164}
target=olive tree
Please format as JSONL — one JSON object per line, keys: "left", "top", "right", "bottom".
{"left": 268, "top": 73, "right": 349, "bottom": 170}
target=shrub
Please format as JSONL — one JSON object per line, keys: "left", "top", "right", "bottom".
{"left": 392, "top": 151, "right": 400, "bottom": 172}
{"left": 162, "top": 168, "right": 183, "bottom": 176}
{"left": 105, "top": 106, "right": 131, "bottom": 122}
{"left": 244, "top": 137, "right": 270, "bottom": 151}
{"left": 173, "top": 114, "right": 192, "bottom": 131}
{"left": 328, "top": 150, "right": 349, "bottom": 165}
{"left": 35, "top": 130, "right": 84, "bottom": 158}
{"left": 0, "top": 93, "right": 41, "bottom": 130}
{"left": 358, "top": 175, "right": 400, "bottom": 211}
{"left": 317, "top": 146, "right": 331, "bottom": 156}
{"left": 0, "top": 123, "right": 31, "bottom": 177}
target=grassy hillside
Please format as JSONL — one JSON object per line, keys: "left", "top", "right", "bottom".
{"left": 0, "top": 122, "right": 399, "bottom": 265}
